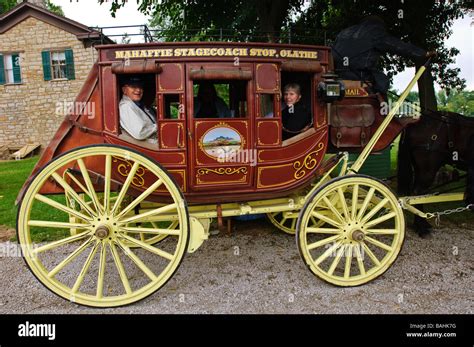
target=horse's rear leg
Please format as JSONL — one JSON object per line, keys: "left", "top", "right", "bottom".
{"left": 413, "top": 169, "right": 438, "bottom": 237}
{"left": 465, "top": 136, "right": 474, "bottom": 209}
{"left": 413, "top": 206, "right": 433, "bottom": 238}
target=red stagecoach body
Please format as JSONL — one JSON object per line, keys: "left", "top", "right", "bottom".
{"left": 19, "top": 42, "right": 408, "bottom": 204}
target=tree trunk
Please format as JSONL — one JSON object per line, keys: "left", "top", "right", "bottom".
{"left": 415, "top": 62, "right": 438, "bottom": 112}
{"left": 256, "top": 0, "right": 290, "bottom": 42}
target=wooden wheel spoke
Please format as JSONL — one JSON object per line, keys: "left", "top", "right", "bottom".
{"left": 48, "top": 237, "right": 94, "bottom": 278}
{"left": 118, "top": 233, "right": 174, "bottom": 261}
{"left": 307, "top": 234, "right": 342, "bottom": 250}
{"left": 34, "top": 194, "right": 92, "bottom": 222}
{"left": 119, "top": 203, "right": 177, "bottom": 225}
{"left": 109, "top": 242, "right": 132, "bottom": 295}
{"left": 116, "top": 179, "right": 163, "bottom": 219}
{"left": 364, "top": 236, "right": 393, "bottom": 252}
{"left": 315, "top": 240, "right": 343, "bottom": 266}
{"left": 65, "top": 171, "right": 92, "bottom": 201}
{"left": 327, "top": 245, "right": 345, "bottom": 276}
{"left": 365, "top": 229, "right": 398, "bottom": 235}
{"left": 344, "top": 245, "right": 353, "bottom": 279}
{"left": 354, "top": 244, "right": 366, "bottom": 275}
{"left": 72, "top": 241, "right": 101, "bottom": 293}
{"left": 322, "top": 196, "right": 345, "bottom": 224}
{"left": 356, "top": 187, "right": 375, "bottom": 222}
{"left": 364, "top": 212, "right": 396, "bottom": 228}
{"left": 290, "top": 217, "right": 297, "bottom": 230}
{"left": 116, "top": 239, "right": 157, "bottom": 281}
{"left": 28, "top": 220, "right": 90, "bottom": 230}
{"left": 360, "top": 198, "right": 389, "bottom": 224}
{"left": 361, "top": 242, "right": 381, "bottom": 266}
{"left": 351, "top": 184, "right": 359, "bottom": 220}
{"left": 96, "top": 243, "right": 106, "bottom": 299}
{"left": 337, "top": 187, "right": 350, "bottom": 221}
{"left": 111, "top": 161, "right": 140, "bottom": 215}
{"left": 52, "top": 172, "right": 96, "bottom": 217}
{"left": 103, "top": 154, "right": 112, "bottom": 213}
{"left": 306, "top": 227, "right": 341, "bottom": 234}
{"left": 33, "top": 231, "right": 91, "bottom": 254}
{"left": 119, "top": 226, "right": 181, "bottom": 236}
{"left": 311, "top": 211, "right": 342, "bottom": 228}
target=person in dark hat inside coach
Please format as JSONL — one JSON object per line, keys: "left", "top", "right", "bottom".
{"left": 119, "top": 75, "right": 157, "bottom": 143}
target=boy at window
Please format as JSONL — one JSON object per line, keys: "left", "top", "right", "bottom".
{"left": 282, "top": 83, "right": 312, "bottom": 140}
{"left": 119, "top": 76, "right": 157, "bottom": 143}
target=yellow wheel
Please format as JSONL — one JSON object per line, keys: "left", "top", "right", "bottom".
{"left": 297, "top": 175, "right": 404, "bottom": 286}
{"left": 267, "top": 211, "right": 299, "bottom": 235}
{"left": 17, "top": 144, "right": 189, "bottom": 307}
{"left": 267, "top": 211, "right": 323, "bottom": 235}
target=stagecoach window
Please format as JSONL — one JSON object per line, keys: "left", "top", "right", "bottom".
{"left": 193, "top": 80, "right": 247, "bottom": 118}
{"left": 164, "top": 94, "right": 182, "bottom": 119}
{"left": 51, "top": 51, "right": 67, "bottom": 79}
{"left": 259, "top": 94, "right": 276, "bottom": 118}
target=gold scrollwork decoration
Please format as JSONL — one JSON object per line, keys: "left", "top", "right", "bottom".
{"left": 293, "top": 142, "right": 325, "bottom": 180}
{"left": 197, "top": 167, "right": 247, "bottom": 176}
{"left": 113, "top": 156, "right": 147, "bottom": 188}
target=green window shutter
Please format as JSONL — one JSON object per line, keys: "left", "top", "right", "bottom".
{"left": 41, "top": 50, "right": 51, "bottom": 81}
{"left": 65, "top": 49, "right": 75, "bottom": 80}
{"left": 0, "top": 55, "right": 5, "bottom": 85}
{"left": 12, "top": 53, "right": 21, "bottom": 83}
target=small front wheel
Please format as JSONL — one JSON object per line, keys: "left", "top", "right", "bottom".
{"left": 297, "top": 175, "right": 405, "bottom": 286}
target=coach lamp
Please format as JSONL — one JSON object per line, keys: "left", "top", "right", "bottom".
{"left": 317, "top": 73, "right": 345, "bottom": 103}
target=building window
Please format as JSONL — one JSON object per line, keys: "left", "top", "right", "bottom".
{"left": 51, "top": 51, "right": 67, "bottom": 79}
{"left": 0, "top": 53, "right": 22, "bottom": 85}
{"left": 41, "top": 49, "right": 75, "bottom": 81}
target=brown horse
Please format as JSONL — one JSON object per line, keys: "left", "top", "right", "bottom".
{"left": 397, "top": 110, "right": 474, "bottom": 237}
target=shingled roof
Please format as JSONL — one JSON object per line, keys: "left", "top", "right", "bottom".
{"left": 0, "top": 1, "right": 113, "bottom": 44}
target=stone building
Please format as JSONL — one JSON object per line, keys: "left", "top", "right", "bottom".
{"left": 0, "top": 0, "right": 112, "bottom": 149}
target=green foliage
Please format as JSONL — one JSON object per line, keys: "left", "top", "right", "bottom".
{"left": 46, "top": 0, "right": 64, "bottom": 16}
{"left": 437, "top": 89, "right": 474, "bottom": 115}
{"left": 0, "top": 0, "right": 63, "bottom": 16}
{"left": 0, "top": 0, "right": 17, "bottom": 14}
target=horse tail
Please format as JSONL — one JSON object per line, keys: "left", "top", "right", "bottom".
{"left": 397, "top": 129, "right": 413, "bottom": 196}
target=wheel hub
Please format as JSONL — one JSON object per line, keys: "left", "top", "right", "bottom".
{"left": 351, "top": 230, "right": 365, "bottom": 242}
{"left": 95, "top": 225, "right": 111, "bottom": 239}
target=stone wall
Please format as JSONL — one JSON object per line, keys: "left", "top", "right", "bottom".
{"left": 0, "top": 17, "right": 97, "bottom": 148}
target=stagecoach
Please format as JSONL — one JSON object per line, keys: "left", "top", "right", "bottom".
{"left": 16, "top": 41, "right": 445, "bottom": 307}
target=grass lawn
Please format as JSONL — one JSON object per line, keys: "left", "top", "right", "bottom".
{"left": 0, "top": 157, "right": 39, "bottom": 229}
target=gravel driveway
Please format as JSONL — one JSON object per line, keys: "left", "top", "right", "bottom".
{"left": 0, "top": 219, "right": 472, "bottom": 314}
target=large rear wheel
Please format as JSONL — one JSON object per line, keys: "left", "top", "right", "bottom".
{"left": 17, "top": 145, "right": 189, "bottom": 307}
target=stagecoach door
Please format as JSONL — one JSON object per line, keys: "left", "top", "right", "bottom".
{"left": 186, "top": 63, "right": 254, "bottom": 191}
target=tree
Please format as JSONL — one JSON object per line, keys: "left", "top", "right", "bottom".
{"left": 0, "top": 0, "right": 63, "bottom": 16}
{"left": 46, "top": 0, "right": 64, "bottom": 16}
{"left": 100, "top": 0, "right": 304, "bottom": 42}
{"left": 0, "top": 0, "right": 17, "bottom": 14}
{"left": 437, "top": 89, "right": 474, "bottom": 115}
